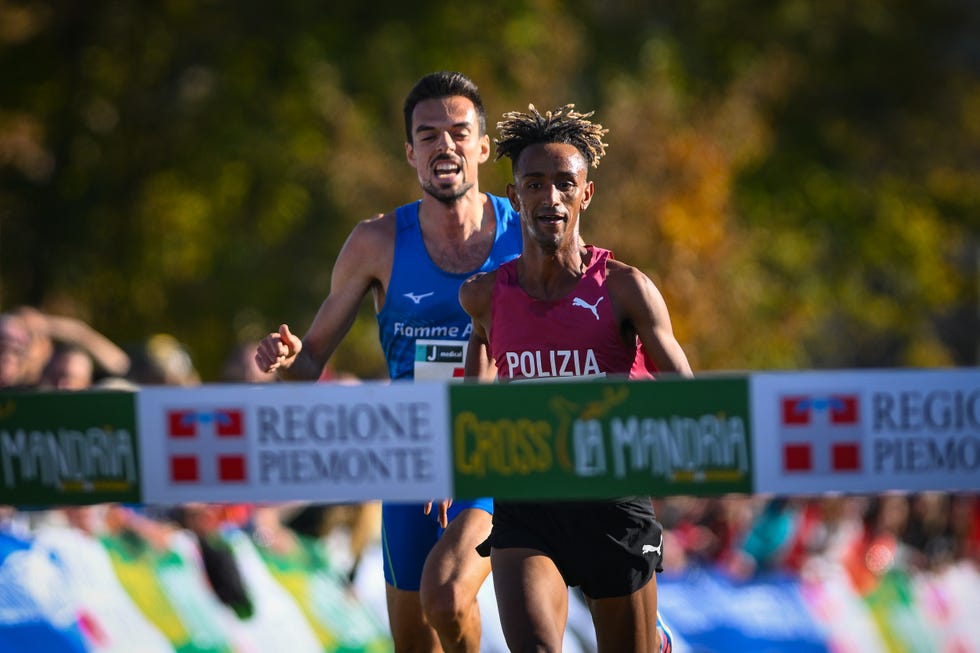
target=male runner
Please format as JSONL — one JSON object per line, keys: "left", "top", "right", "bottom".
{"left": 459, "top": 103, "right": 691, "bottom": 652}
{"left": 256, "top": 72, "right": 521, "bottom": 652}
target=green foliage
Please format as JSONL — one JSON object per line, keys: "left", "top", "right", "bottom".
{"left": 1, "top": 0, "right": 977, "bottom": 379}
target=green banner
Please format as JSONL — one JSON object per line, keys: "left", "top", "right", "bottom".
{"left": 450, "top": 377, "right": 752, "bottom": 499}
{"left": 0, "top": 390, "right": 141, "bottom": 505}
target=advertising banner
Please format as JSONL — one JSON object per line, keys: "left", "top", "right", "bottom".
{"left": 253, "top": 532, "right": 392, "bottom": 652}
{"left": 33, "top": 524, "right": 177, "bottom": 653}
{"left": 137, "top": 382, "right": 452, "bottom": 504}
{"left": 0, "top": 532, "right": 90, "bottom": 653}
{"left": 658, "top": 568, "right": 830, "bottom": 652}
{"left": 450, "top": 376, "right": 752, "bottom": 500}
{"left": 751, "top": 369, "right": 980, "bottom": 495}
{"left": 3, "top": 368, "right": 976, "bottom": 506}
{"left": 101, "top": 532, "right": 235, "bottom": 653}
{"left": 0, "top": 390, "right": 140, "bottom": 505}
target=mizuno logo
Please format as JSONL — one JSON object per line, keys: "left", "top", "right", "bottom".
{"left": 404, "top": 291, "right": 434, "bottom": 304}
{"left": 572, "top": 296, "right": 604, "bottom": 320}
{"left": 642, "top": 534, "right": 663, "bottom": 557}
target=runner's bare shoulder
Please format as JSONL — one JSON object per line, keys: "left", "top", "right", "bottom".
{"left": 459, "top": 270, "right": 498, "bottom": 315}
{"left": 339, "top": 211, "right": 397, "bottom": 271}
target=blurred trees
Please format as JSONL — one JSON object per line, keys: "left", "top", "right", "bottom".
{"left": 1, "top": 0, "right": 977, "bottom": 380}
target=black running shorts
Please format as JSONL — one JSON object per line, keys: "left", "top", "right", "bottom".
{"left": 477, "top": 498, "right": 665, "bottom": 599}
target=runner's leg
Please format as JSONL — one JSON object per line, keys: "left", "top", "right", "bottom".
{"left": 419, "top": 507, "right": 492, "bottom": 653}
{"left": 385, "top": 585, "right": 440, "bottom": 652}
{"left": 382, "top": 502, "right": 441, "bottom": 652}
{"left": 587, "top": 574, "right": 661, "bottom": 653}
{"left": 490, "top": 546, "right": 568, "bottom": 653}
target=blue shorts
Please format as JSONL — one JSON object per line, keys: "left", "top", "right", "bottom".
{"left": 381, "top": 498, "right": 493, "bottom": 591}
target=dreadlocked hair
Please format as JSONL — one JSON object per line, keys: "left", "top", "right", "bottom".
{"left": 495, "top": 104, "right": 608, "bottom": 168}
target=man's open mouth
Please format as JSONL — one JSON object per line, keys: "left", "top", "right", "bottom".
{"left": 433, "top": 160, "right": 461, "bottom": 178}
{"left": 537, "top": 213, "right": 565, "bottom": 224}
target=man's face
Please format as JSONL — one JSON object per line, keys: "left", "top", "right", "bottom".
{"left": 406, "top": 96, "right": 490, "bottom": 204}
{"left": 507, "top": 142, "right": 593, "bottom": 252}
{"left": 43, "top": 350, "right": 93, "bottom": 390}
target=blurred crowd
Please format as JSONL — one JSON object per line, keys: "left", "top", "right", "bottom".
{"left": 0, "top": 304, "right": 381, "bottom": 628}
{"left": 655, "top": 492, "right": 980, "bottom": 586}
{"left": 1, "top": 304, "right": 979, "bottom": 641}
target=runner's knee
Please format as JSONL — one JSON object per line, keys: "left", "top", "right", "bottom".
{"left": 419, "top": 580, "right": 474, "bottom": 632}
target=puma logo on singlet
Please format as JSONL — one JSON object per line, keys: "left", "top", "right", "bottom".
{"left": 642, "top": 534, "right": 663, "bottom": 557}
{"left": 572, "top": 296, "right": 604, "bottom": 320}
{"left": 403, "top": 291, "right": 434, "bottom": 304}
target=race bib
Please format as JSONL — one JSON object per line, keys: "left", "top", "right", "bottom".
{"left": 413, "top": 339, "right": 467, "bottom": 381}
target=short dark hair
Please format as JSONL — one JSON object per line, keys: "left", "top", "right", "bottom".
{"left": 495, "top": 104, "right": 608, "bottom": 170}
{"left": 403, "top": 71, "right": 487, "bottom": 143}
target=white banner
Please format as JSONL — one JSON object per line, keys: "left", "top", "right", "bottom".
{"left": 137, "top": 381, "right": 452, "bottom": 503}
{"left": 750, "top": 369, "right": 980, "bottom": 495}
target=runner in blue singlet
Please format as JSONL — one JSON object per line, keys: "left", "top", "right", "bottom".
{"left": 377, "top": 195, "right": 519, "bottom": 592}
{"left": 256, "top": 72, "right": 521, "bottom": 653}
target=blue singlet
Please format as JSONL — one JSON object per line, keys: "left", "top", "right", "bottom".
{"left": 376, "top": 194, "right": 521, "bottom": 590}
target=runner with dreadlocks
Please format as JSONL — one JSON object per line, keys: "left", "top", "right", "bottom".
{"left": 459, "top": 104, "right": 691, "bottom": 652}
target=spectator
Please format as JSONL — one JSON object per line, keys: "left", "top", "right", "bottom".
{"left": 658, "top": 496, "right": 756, "bottom": 571}
{"left": 220, "top": 341, "right": 275, "bottom": 384}
{"left": 11, "top": 305, "right": 130, "bottom": 383}
{"left": 39, "top": 343, "right": 95, "bottom": 390}
{"left": 128, "top": 333, "right": 200, "bottom": 386}
{"left": 175, "top": 504, "right": 255, "bottom": 619}
{"left": 949, "top": 493, "right": 980, "bottom": 566}
{"left": 0, "top": 312, "right": 32, "bottom": 388}
{"left": 9, "top": 306, "right": 51, "bottom": 386}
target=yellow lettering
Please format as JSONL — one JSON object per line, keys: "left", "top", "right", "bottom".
{"left": 453, "top": 412, "right": 554, "bottom": 477}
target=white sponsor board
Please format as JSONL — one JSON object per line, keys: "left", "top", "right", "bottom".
{"left": 751, "top": 369, "right": 980, "bottom": 495}
{"left": 137, "top": 381, "right": 452, "bottom": 503}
